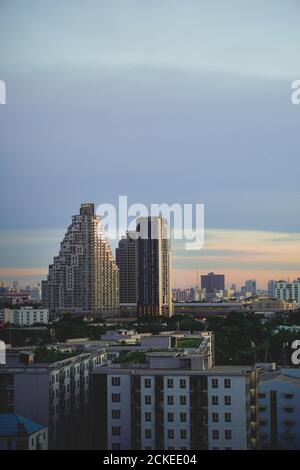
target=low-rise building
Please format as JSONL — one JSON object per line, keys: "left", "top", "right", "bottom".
{"left": 0, "top": 307, "right": 49, "bottom": 326}
{"left": 0, "top": 348, "right": 105, "bottom": 449}
{"left": 92, "top": 348, "right": 258, "bottom": 450}
{"left": 259, "top": 368, "right": 300, "bottom": 449}
{"left": 251, "top": 298, "right": 297, "bottom": 312}
{"left": 0, "top": 414, "right": 48, "bottom": 450}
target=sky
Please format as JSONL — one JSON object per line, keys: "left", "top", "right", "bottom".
{"left": 0, "top": 0, "right": 300, "bottom": 288}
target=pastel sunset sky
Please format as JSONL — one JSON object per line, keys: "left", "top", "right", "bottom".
{"left": 0, "top": 1, "right": 300, "bottom": 289}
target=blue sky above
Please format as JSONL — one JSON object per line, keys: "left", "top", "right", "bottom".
{"left": 0, "top": 0, "right": 300, "bottom": 286}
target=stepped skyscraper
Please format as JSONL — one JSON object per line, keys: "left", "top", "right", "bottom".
{"left": 43, "top": 203, "right": 119, "bottom": 316}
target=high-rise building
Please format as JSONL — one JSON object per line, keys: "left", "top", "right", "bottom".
{"left": 136, "top": 217, "right": 173, "bottom": 317}
{"left": 274, "top": 279, "right": 300, "bottom": 306}
{"left": 245, "top": 280, "right": 257, "bottom": 297}
{"left": 201, "top": 273, "right": 225, "bottom": 294}
{"left": 43, "top": 203, "right": 119, "bottom": 316}
{"left": 267, "top": 280, "right": 276, "bottom": 299}
{"left": 116, "top": 232, "right": 137, "bottom": 305}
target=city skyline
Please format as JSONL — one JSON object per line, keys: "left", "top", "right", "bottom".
{"left": 0, "top": 224, "right": 299, "bottom": 289}
{"left": 1, "top": 1, "right": 300, "bottom": 291}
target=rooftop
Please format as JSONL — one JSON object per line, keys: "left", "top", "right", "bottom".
{"left": 0, "top": 414, "right": 45, "bottom": 438}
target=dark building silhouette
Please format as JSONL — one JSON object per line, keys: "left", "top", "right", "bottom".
{"left": 201, "top": 272, "right": 225, "bottom": 293}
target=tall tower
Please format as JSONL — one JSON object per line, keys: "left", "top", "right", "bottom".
{"left": 136, "top": 216, "right": 173, "bottom": 317}
{"left": 116, "top": 232, "right": 137, "bottom": 304}
{"left": 44, "top": 203, "right": 119, "bottom": 316}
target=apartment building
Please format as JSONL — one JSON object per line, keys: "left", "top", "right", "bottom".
{"left": 0, "top": 348, "right": 105, "bottom": 449}
{"left": 0, "top": 307, "right": 49, "bottom": 326}
{"left": 274, "top": 280, "right": 300, "bottom": 306}
{"left": 259, "top": 368, "right": 300, "bottom": 449}
{"left": 92, "top": 348, "right": 258, "bottom": 450}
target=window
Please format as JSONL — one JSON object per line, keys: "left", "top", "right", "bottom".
{"left": 180, "top": 379, "right": 186, "bottom": 389}
{"left": 284, "top": 406, "right": 294, "bottom": 413}
{"left": 224, "top": 413, "right": 232, "bottom": 423}
{"left": 212, "top": 429, "right": 219, "bottom": 440}
{"left": 145, "top": 395, "right": 152, "bottom": 405}
{"left": 111, "top": 377, "right": 120, "bottom": 387}
{"left": 112, "top": 409, "right": 121, "bottom": 419}
{"left": 212, "top": 413, "right": 219, "bottom": 423}
{"left": 180, "top": 395, "right": 186, "bottom": 405}
{"left": 167, "top": 378, "right": 174, "bottom": 388}
{"left": 145, "top": 429, "right": 152, "bottom": 439}
{"left": 168, "top": 429, "right": 174, "bottom": 439}
{"left": 145, "top": 446, "right": 152, "bottom": 450}
{"left": 258, "top": 392, "right": 266, "bottom": 399}
{"left": 167, "top": 396, "right": 174, "bottom": 406}
{"left": 284, "top": 393, "right": 294, "bottom": 400}
{"left": 145, "top": 412, "right": 151, "bottom": 422}
{"left": 225, "top": 429, "right": 232, "bottom": 440}
{"left": 224, "top": 395, "right": 231, "bottom": 406}
{"left": 224, "top": 378, "right": 231, "bottom": 389}
{"left": 212, "top": 396, "right": 218, "bottom": 406}
{"left": 167, "top": 412, "right": 174, "bottom": 422}
{"left": 112, "top": 393, "right": 120, "bottom": 403}
{"left": 212, "top": 378, "right": 218, "bottom": 389}
{"left": 180, "top": 412, "right": 187, "bottom": 422}
{"left": 144, "top": 378, "right": 151, "bottom": 388}
{"left": 180, "top": 429, "right": 187, "bottom": 439}
{"left": 112, "top": 426, "right": 121, "bottom": 436}
{"left": 112, "top": 442, "right": 121, "bottom": 450}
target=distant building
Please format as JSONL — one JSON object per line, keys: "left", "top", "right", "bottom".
{"left": 43, "top": 203, "right": 119, "bottom": 317}
{"left": 12, "top": 281, "right": 19, "bottom": 292}
{"left": 267, "top": 280, "right": 276, "bottom": 299}
{"left": 116, "top": 232, "right": 137, "bottom": 304}
{"left": 259, "top": 368, "right": 300, "bottom": 449}
{"left": 201, "top": 273, "right": 225, "bottom": 294}
{"left": 251, "top": 298, "right": 297, "bottom": 312}
{"left": 274, "top": 279, "right": 300, "bottom": 306}
{"left": 245, "top": 280, "right": 257, "bottom": 297}
{"left": 0, "top": 307, "right": 49, "bottom": 326}
{"left": 0, "top": 292, "right": 31, "bottom": 307}
{"left": 29, "top": 284, "right": 42, "bottom": 303}
{"left": 0, "top": 414, "right": 48, "bottom": 450}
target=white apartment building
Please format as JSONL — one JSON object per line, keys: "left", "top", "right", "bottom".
{"left": 0, "top": 348, "right": 105, "bottom": 449}
{"left": 0, "top": 307, "right": 49, "bottom": 326}
{"left": 259, "top": 368, "right": 300, "bottom": 449}
{"left": 274, "top": 280, "right": 300, "bottom": 306}
{"left": 92, "top": 351, "right": 259, "bottom": 450}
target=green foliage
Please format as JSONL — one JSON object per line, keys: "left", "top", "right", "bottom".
{"left": 112, "top": 350, "right": 146, "bottom": 364}
{"left": 177, "top": 337, "right": 201, "bottom": 349}
{"left": 34, "top": 346, "right": 81, "bottom": 363}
